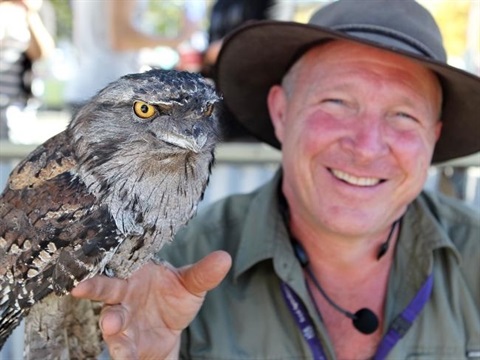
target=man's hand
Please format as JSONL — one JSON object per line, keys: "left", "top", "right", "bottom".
{"left": 71, "top": 251, "right": 232, "bottom": 360}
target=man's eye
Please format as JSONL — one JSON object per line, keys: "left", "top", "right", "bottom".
{"left": 396, "top": 112, "right": 418, "bottom": 122}
{"left": 324, "top": 98, "right": 345, "bottom": 105}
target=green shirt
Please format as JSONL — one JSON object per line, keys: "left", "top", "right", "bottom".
{"left": 160, "top": 170, "right": 480, "bottom": 359}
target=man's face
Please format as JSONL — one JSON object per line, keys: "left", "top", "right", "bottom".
{"left": 268, "top": 40, "right": 442, "bottom": 237}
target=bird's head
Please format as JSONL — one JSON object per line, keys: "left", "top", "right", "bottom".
{"left": 69, "top": 69, "right": 221, "bottom": 162}
{"left": 68, "top": 70, "right": 222, "bottom": 236}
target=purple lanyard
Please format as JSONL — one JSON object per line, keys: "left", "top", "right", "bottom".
{"left": 281, "top": 273, "right": 434, "bottom": 360}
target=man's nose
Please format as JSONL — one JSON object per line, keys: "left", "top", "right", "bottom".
{"left": 340, "top": 115, "right": 389, "bottom": 162}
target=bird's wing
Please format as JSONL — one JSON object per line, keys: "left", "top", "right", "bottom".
{"left": 1, "top": 130, "right": 123, "bottom": 295}
{"left": 6, "top": 130, "right": 77, "bottom": 191}
{"left": 1, "top": 131, "right": 79, "bottom": 292}
{"left": 0, "top": 131, "right": 123, "bottom": 345}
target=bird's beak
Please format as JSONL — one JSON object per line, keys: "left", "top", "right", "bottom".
{"left": 160, "top": 133, "right": 206, "bottom": 153}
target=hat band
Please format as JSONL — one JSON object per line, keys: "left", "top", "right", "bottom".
{"left": 333, "top": 24, "right": 438, "bottom": 60}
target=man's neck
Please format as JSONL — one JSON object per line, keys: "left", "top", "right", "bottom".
{"left": 289, "top": 219, "right": 399, "bottom": 360}
{"left": 291, "top": 220, "right": 398, "bottom": 275}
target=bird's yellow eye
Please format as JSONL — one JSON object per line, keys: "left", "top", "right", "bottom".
{"left": 204, "top": 103, "right": 214, "bottom": 117}
{"left": 133, "top": 101, "right": 156, "bottom": 119}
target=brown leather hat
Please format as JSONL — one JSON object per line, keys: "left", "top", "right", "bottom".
{"left": 216, "top": 0, "right": 480, "bottom": 163}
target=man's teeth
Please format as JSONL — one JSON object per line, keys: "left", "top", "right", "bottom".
{"left": 331, "top": 169, "right": 381, "bottom": 186}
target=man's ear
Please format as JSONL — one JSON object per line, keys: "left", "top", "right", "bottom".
{"left": 267, "top": 85, "right": 288, "bottom": 144}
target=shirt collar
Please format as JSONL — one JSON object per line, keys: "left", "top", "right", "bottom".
{"left": 233, "top": 169, "right": 295, "bottom": 280}
{"left": 397, "top": 193, "right": 462, "bottom": 278}
{"left": 232, "top": 171, "right": 462, "bottom": 281}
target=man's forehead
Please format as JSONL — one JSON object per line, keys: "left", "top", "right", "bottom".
{"left": 298, "top": 40, "right": 416, "bottom": 68}
{"left": 289, "top": 40, "right": 440, "bottom": 88}
{"left": 283, "top": 39, "right": 442, "bottom": 115}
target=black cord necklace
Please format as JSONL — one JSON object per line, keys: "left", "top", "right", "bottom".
{"left": 290, "top": 220, "right": 401, "bottom": 334}
{"left": 279, "top": 189, "right": 402, "bottom": 333}
{"left": 376, "top": 220, "right": 399, "bottom": 260}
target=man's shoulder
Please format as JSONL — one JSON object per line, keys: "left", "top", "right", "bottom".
{"left": 419, "top": 190, "right": 478, "bottom": 229}
{"left": 192, "top": 191, "right": 257, "bottom": 232}
{"left": 419, "top": 190, "right": 479, "bottom": 257}
{"left": 159, "top": 189, "right": 262, "bottom": 266}
{"left": 415, "top": 191, "right": 479, "bottom": 303}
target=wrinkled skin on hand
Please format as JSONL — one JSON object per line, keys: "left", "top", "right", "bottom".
{"left": 72, "top": 251, "right": 232, "bottom": 360}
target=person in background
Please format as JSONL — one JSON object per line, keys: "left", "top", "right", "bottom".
{"left": 201, "top": 0, "right": 293, "bottom": 142}
{"left": 73, "top": 0, "right": 480, "bottom": 359}
{"left": 0, "top": 0, "right": 54, "bottom": 140}
{"left": 202, "top": 0, "right": 277, "bottom": 79}
{"left": 64, "top": 0, "right": 194, "bottom": 113}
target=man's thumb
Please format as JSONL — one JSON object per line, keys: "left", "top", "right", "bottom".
{"left": 180, "top": 250, "right": 232, "bottom": 296}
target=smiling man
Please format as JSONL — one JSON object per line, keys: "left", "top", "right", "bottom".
{"left": 73, "top": 1, "right": 480, "bottom": 359}
{"left": 266, "top": 40, "right": 445, "bottom": 358}
{"left": 270, "top": 41, "right": 443, "bottom": 240}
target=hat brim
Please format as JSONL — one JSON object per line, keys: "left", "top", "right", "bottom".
{"left": 217, "top": 21, "right": 480, "bottom": 164}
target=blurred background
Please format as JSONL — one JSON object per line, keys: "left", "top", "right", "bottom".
{"left": 0, "top": 0, "right": 479, "bottom": 357}
{"left": 6, "top": 0, "right": 480, "bottom": 111}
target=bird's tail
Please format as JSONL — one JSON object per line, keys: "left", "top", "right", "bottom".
{"left": 0, "top": 271, "right": 55, "bottom": 349}
{"left": 0, "top": 299, "right": 26, "bottom": 350}
{"left": 24, "top": 294, "right": 104, "bottom": 360}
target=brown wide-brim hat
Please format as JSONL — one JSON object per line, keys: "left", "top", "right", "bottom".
{"left": 216, "top": 0, "right": 480, "bottom": 164}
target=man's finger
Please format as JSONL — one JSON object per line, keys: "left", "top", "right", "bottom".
{"left": 71, "top": 275, "right": 128, "bottom": 304}
{"left": 104, "top": 334, "right": 139, "bottom": 360}
{"left": 100, "top": 305, "right": 127, "bottom": 336}
{"left": 180, "top": 250, "right": 232, "bottom": 296}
